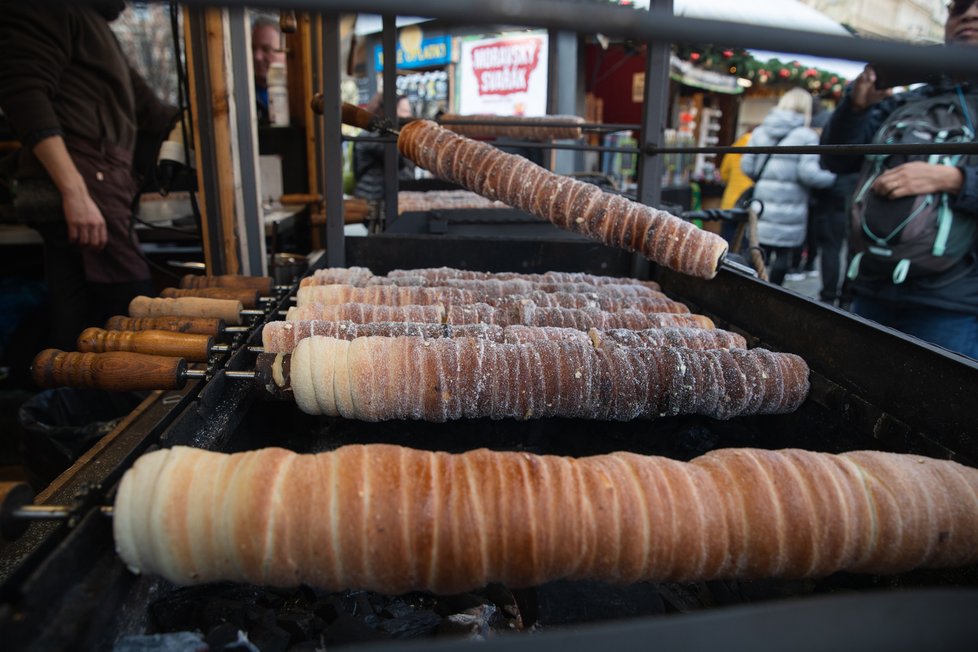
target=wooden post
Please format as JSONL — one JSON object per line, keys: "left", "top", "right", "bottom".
{"left": 184, "top": 7, "right": 241, "bottom": 275}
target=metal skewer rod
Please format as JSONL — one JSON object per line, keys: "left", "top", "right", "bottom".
{"left": 184, "top": 369, "right": 257, "bottom": 381}
{"left": 209, "top": 344, "right": 264, "bottom": 354}
{"left": 11, "top": 504, "right": 114, "bottom": 520}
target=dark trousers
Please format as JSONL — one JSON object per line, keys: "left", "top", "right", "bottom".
{"left": 42, "top": 234, "right": 153, "bottom": 351}
{"left": 814, "top": 208, "right": 848, "bottom": 304}
{"left": 853, "top": 296, "right": 978, "bottom": 359}
{"left": 765, "top": 245, "right": 798, "bottom": 286}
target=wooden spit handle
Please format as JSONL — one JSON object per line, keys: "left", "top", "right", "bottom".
{"left": 77, "top": 328, "right": 214, "bottom": 363}
{"left": 310, "top": 97, "right": 399, "bottom": 135}
{"left": 0, "top": 481, "right": 35, "bottom": 541}
{"left": 31, "top": 350, "right": 188, "bottom": 391}
{"left": 179, "top": 274, "right": 274, "bottom": 295}
{"left": 129, "top": 296, "right": 243, "bottom": 326}
{"left": 341, "top": 101, "right": 379, "bottom": 131}
{"left": 105, "top": 315, "right": 225, "bottom": 336}
{"left": 160, "top": 287, "right": 261, "bottom": 309}
{"left": 280, "top": 193, "right": 323, "bottom": 205}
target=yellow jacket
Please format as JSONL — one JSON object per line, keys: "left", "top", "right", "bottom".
{"left": 719, "top": 131, "right": 754, "bottom": 209}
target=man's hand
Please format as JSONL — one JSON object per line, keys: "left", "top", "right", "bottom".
{"left": 62, "top": 187, "right": 108, "bottom": 250}
{"left": 850, "top": 65, "right": 892, "bottom": 113}
{"left": 31, "top": 134, "right": 108, "bottom": 250}
{"left": 872, "top": 162, "right": 965, "bottom": 199}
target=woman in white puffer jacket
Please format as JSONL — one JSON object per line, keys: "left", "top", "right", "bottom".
{"left": 742, "top": 88, "right": 836, "bottom": 285}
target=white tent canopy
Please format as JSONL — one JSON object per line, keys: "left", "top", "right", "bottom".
{"left": 654, "top": 0, "right": 867, "bottom": 79}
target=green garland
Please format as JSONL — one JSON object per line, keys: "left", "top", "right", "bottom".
{"left": 673, "top": 44, "right": 847, "bottom": 97}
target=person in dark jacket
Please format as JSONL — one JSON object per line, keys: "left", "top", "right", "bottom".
{"left": 742, "top": 88, "right": 836, "bottom": 285}
{"left": 0, "top": 1, "right": 177, "bottom": 351}
{"left": 353, "top": 94, "right": 415, "bottom": 200}
{"left": 820, "top": 0, "right": 978, "bottom": 358}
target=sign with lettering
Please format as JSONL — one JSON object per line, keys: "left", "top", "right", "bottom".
{"left": 457, "top": 32, "right": 549, "bottom": 116}
{"left": 374, "top": 34, "right": 452, "bottom": 71}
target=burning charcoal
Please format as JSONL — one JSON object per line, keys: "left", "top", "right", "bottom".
{"left": 205, "top": 623, "right": 244, "bottom": 649}
{"left": 280, "top": 586, "right": 318, "bottom": 613}
{"left": 198, "top": 596, "right": 247, "bottom": 631}
{"left": 320, "top": 614, "right": 389, "bottom": 647}
{"left": 483, "top": 584, "right": 525, "bottom": 630}
{"left": 113, "top": 632, "right": 207, "bottom": 652}
{"left": 433, "top": 593, "right": 487, "bottom": 617}
{"left": 247, "top": 619, "right": 291, "bottom": 652}
{"left": 147, "top": 592, "right": 198, "bottom": 633}
{"left": 376, "top": 610, "right": 442, "bottom": 639}
{"left": 276, "top": 612, "right": 326, "bottom": 642}
{"left": 436, "top": 603, "right": 497, "bottom": 640}
{"left": 310, "top": 599, "right": 340, "bottom": 624}
{"left": 379, "top": 597, "right": 420, "bottom": 619}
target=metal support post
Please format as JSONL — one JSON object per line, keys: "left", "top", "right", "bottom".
{"left": 321, "top": 13, "right": 345, "bottom": 266}
{"left": 382, "top": 14, "right": 399, "bottom": 229}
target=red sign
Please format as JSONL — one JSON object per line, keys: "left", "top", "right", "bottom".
{"left": 470, "top": 37, "right": 542, "bottom": 96}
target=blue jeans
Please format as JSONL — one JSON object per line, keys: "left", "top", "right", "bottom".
{"left": 852, "top": 297, "right": 978, "bottom": 359}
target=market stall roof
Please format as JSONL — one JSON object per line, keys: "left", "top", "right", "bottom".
{"left": 665, "top": 0, "right": 868, "bottom": 80}
{"left": 353, "top": 2, "right": 867, "bottom": 81}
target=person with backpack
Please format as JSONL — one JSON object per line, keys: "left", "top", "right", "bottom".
{"left": 742, "top": 88, "right": 837, "bottom": 285}
{"left": 820, "top": 0, "right": 978, "bottom": 358}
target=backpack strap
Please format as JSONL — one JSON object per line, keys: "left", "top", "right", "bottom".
{"left": 846, "top": 252, "right": 864, "bottom": 280}
{"left": 892, "top": 259, "right": 911, "bottom": 284}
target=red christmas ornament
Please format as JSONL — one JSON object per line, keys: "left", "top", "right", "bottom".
{"left": 804, "top": 68, "right": 818, "bottom": 78}
{"left": 722, "top": 49, "right": 734, "bottom": 58}
{"left": 690, "top": 52, "right": 701, "bottom": 61}
{"left": 830, "top": 76, "right": 838, "bottom": 84}
{"left": 778, "top": 68, "right": 791, "bottom": 78}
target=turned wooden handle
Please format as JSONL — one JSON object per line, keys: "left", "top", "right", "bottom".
{"left": 179, "top": 274, "right": 274, "bottom": 295}
{"left": 129, "top": 296, "right": 243, "bottom": 326}
{"left": 341, "top": 102, "right": 378, "bottom": 130}
{"left": 31, "top": 349, "right": 187, "bottom": 391}
{"left": 280, "top": 193, "right": 323, "bottom": 205}
{"left": 78, "top": 328, "right": 214, "bottom": 362}
{"left": 160, "top": 287, "right": 261, "bottom": 309}
{"left": 0, "top": 480, "right": 34, "bottom": 541}
{"left": 104, "top": 315, "right": 225, "bottom": 336}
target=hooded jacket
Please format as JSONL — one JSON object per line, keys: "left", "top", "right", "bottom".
{"left": 741, "top": 108, "right": 836, "bottom": 248}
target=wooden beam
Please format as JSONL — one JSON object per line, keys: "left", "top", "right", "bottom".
{"left": 186, "top": 7, "right": 241, "bottom": 275}
{"left": 182, "top": 6, "right": 215, "bottom": 273}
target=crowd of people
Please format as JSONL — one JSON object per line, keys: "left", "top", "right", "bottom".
{"left": 1, "top": 1, "right": 976, "bottom": 363}
{"left": 720, "top": 0, "right": 978, "bottom": 359}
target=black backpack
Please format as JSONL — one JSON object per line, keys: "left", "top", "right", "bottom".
{"left": 848, "top": 89, "right": 978, "bottom": 284}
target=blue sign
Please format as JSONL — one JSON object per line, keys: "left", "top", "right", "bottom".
{"left": 374, "top": 35, "right": 452, "bottom": 71}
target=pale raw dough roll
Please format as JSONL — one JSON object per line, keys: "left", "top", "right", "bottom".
{"left": 398, "top": 120, "right": 728, "bottom": 279}
{"left": 289, "top": 335, "right": 808, "bottom": 420}
{"left": 114, "top": 444, "right": 978, "bottom": 595}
